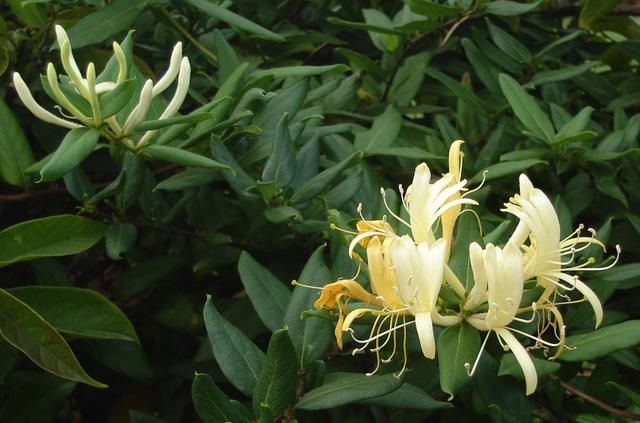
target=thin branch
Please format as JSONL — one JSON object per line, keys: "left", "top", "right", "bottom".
{"left": 153, "top": 6, "right": 218, "bottom": 65}
{"left": 551, "top": 375, "right": 640, "bottom": 420}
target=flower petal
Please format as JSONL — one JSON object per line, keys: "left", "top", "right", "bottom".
{"left": 415, "top": 312, "right": 436, "bottom": 359}
{"left": 496, "top": 328, "right": 538, "bottom": 395}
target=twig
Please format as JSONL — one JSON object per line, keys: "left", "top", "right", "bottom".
{"left": 550, "top": 375, "right": 640, "bottom": 420}
{"left": 153, "top": 6, "right": 218, "bottom": 64}
{"left": 0, "top": 185, "right": 66, "bottom": 202}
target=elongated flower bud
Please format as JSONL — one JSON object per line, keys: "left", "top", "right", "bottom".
{"left": 13, "top": 72, "right": 81, "bottom": 129}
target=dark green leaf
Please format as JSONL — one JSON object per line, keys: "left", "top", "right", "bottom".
{"left": 0, "top": 98, "right": 34, "bottom": 187}
{"left": 62, "top": 0, "right": 146, "bottom": 49}
{"left": 238, "top": 252, "right": 292, "bottom": 332}
{"left": 408, "top": 0, "right": 461, "bottom": 17}
{"left": 437, "top": 324, "right": 480, "bottom": 399}
{"left": 296, "top": 372, "right": 403, "bottom": 410}
{"left": 192, "top": 372, "right": 247, "bottom": 423}
{"left": 484, "top": 0, "right": 542, "bottom": 16}
{"left": 499, "top": 74, "right": 555, "bottom": 142}
{"left": 0, "top": 288, "right": 106, "bottom": 387}
{"left": 359, "top": 382, "right": 450, "bottom": 410}
{"left": 99, "top": 79, "right": 137, "bottom": 118}
{"left": 252, "top": 329, "right": 297, "bottom": 416}
{"left": 559, "top": 321, "right": 640, "bottom": 362}
{"left": 262, "top": 113, "right": 296, "bottom": 187}
{"left": 0, "top": 215, "right": 106, "bottom": 268}
{"left": 8, "top": 286, "right": 138, "bottom": 342}
{"left": 40, "top": 127, "right": 100, "bottom": 182}
{"left": 203, "top": 296, "right": 265, "bottom": 396}
{"left": 186, "top": 0, "right": 285, "bottom": 42}
{"left": 144, "top": 145, "right": 231, "bottom": 170}
{"left": 105, "top": 222, "right": 137, "bottom": 260}
{"left": 354, "top": 104, "right": 403, "bottom": 152}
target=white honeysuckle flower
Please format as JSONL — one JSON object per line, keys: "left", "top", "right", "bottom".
{"left": 503, "top": 174, "right": 620, "bottom": 329}
{"left": 463, "top": 242, "right": 487, "bottom": 311}
{"left": 391, "top": 235, "right": 447, "bottom": 359}
{"left": 466, "top": 243, "right": 540, "bottom": 396}
{"left": 12, "top": 72, "right": 82, "bottom": 129}
{"left": 152, "top": 42, "right": 183, "bottom": 97}
{"left": 13, "top": 24, "right": 191, "bottom": 152}
{"left": 135, "top": 57, "right": 191, "bottom": 148}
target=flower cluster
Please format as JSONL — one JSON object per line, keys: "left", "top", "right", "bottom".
{"left": 12, "top": 25, "right": 191, "bottom": 151}
{"left": 311, "top": 141, "right": 620, "bottom": 395}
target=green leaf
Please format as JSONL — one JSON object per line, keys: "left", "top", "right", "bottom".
{"left": 238, "top": 252, "right": 292, "bottom": 332}
{"left": 530, "top": 62, "right": 597, "bottom": 86}
{"left": 8, "top": 286, "right": 138, "bottom": 342}
{"left": 252, "top": 329, "right": 297, "bottom": 416}
{"left": 448, "top": 212, "right": 483, "bottom": 291}
{"left": 213, "top": 29, "right": 240, "bottom": 82}
{"left": 362, "top": 9, "right": 400, "bottom": 53}
{"left": 0, "top": 372, "right": 76, "bottom": 423}
{"left": 559, "top": 321, "right": 640, "bottom": 362}
{"left": 408, "top": 0, "right": 462, "bottom": 17}
{"left": 186, "top": 0, "right": 285, "bottom": 42}
{"left": 0, "top": 215, "right": 106, "bottom": 268}
{"left": 499, "top": 74, "right": 555, "bottom": 143}
{"left": 262, "top": 113, "right": 296, "bottom": 187}
{"left": 551, "top": 131, "right": 598, "bottom": 145}
{"left": 367, "top": 147, "right": 443, "bottom": 160}
{"left": 426, "top": 67, "right": 488, "bottom": 116}
{"left": 99, "top": 79, "right": 137, "bottom": 118}
{"left": 486, "top": 19, "right": 531, "bottom": 63}
{"left": 484, "top": 0, "right": 542, "bottom": 16}
{"left": 555, "top": 106, "right": 594, "bottom": 138}
{"left": 579, "top": 0, "right": 622, "bottom": 29}
{"left": 290, "top": 152, "right": 363, "bottom": 204}
{"left": 607, "top": 382, "right": 640, "bottom": 407}
{"left": 461, "top": 38, "right": 500, "bottom": 94}
{"left": 155, "top": 168, "right": 218, "bottom": 191}
{"left": 326, "top": 17, "right": 404, "bottom": 35}
{"left": 0, "top": 288, "right": 106, "bottom": 387}
{"left": 284, "top": 246, "right": 333, "bottom": 368}
{"left": 105, "top": 222, "right": 137, "bottom": 260}
{"left": 62, "top": 0, "right": 146, "bottom": 49}
{"left": 359, "top": 383, "right": 450, "bottom": 410}
{"left": 264, "top": 206, "right": 303, "bottom": 223}
{"left": 144, "top": 145, "right": 231, "bottom": 170}
{"left": 8, "top": 0, "right": 46, "bottom": 28}
{"left": 470, "top": 159, "right": 546, "bottom": 183}
{"left": 40, "top": 127, "right": 100, "bottom": 182}
{"left": 112, "top": 255, "right": 182, "bottom": 300}
{"left": 354, "top": 104, "right": 403, "bottom": 152}
{"left": 437, "top": 324, "right": 480, "bottom": 399}
{"left": 296, "top": 372, "right": 403, "bottom": 410}
{"left": 192, "top": 372, "right": 248, "bottom": 423}
{"left": 203, "top": 296, "right": 265, "bottom": 396}
{"left": 498, "top": 354, "right": 560, "bottom": 380}
{"left": 251, "top": 64, "right": 349, "bottom": 80}
{"left": 0, "top": 98, "right": 34, "bottom": 187}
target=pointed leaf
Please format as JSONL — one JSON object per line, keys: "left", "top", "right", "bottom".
{"left": 0, "top": 288, "right": 106, "bottom": 387}
{"left": 40, "top": 128, "right": 100, "bottom": 182}
{"left": 203, "top": 296, "right": 265, "bottom": 396}
{"left": 0, "top": 215, "right": 106, "bottom": 268}
{"left": 238, "top": 252, "right": 292, "bottom": 332}
{"left": 437, "top": 324, "right": 481, "bottom": 399}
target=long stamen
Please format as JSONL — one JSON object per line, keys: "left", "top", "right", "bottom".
{"left": 380, "top": 188, "right": 412, "bottom": 228}
{"left": 393, "top": 315, "right": 409, "bottom": 378}
{"left": 291, "top": 280, "right": 323, "bottom": 290}
{"left": 506, "top": 326, "right": 564, "bottom": 347}
{"left": 513, "top": 303, "right": 538, "bottom": 323}
{"left": 465, "top": 330, "right": 492, "bottom": 376}
{"left": 347, "top": 319, "right": 415, "bottom": 345}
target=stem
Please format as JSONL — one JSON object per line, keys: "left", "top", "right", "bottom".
{"left": 154, "top": 6, "right": 218, "bottom": 65}
{"left": 550, "top": 375, "right": 640, "bottom": 420}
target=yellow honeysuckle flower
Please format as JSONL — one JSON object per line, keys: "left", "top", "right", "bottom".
{"left": 503, "top": 174, "right": 621, "bottom": 329}
{"left": 13, "top": 25, "right": 191, "bottom": 151}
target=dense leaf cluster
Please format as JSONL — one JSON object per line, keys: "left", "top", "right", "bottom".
{"left": 0, "top": 0, "right": 639, "bottom": 422}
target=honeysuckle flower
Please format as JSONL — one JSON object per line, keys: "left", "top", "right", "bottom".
{"left": 12, "top": 25, "right": 191, "bottom": 151}
{"left": 390, "top": 236, "right": 448, "bottom": 359}
{"left": 465, "top": 243, "right": 541, "bottom": 395}
{"left": 503, "top": 174, "right": 620, "bottom": 329}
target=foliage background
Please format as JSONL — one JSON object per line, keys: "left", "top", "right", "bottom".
{"left": 1, "top": 0, "right": 640, "bottom": 422}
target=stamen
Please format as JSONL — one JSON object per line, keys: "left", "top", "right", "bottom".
{"left": 465, "top": 330, "right": 492, "bottom": 376}
{"left": 329, "top": 223, "right": 358, "bottom": 236}
{"left": 347, "top": 319, "right": 415, "bottom": 345}
{"left": 506, "top": 326, "right": 563, "bottom": 347}
{"left": 393, "top": 315, "right": 409, "bottom": 378}
{"left": 380, "top": 188, "right": 412, "bottom": 228}
{"left": 291, "top": 280, "right": 323, "bottom": 290}
{"left": 513, "top": 303, "right": 538, "bottom": 323}
{"left": 462, "top": 170, "right": 488, "bottom": 198}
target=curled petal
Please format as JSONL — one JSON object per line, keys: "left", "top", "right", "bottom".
{"left": 415, "top": 312, "right": 435, "bottom": 359}
{"left": 121, "top": 79, "right": 154, "bottom": 136}
{"left": 573, "top": 279, "right": 603, "bottom": 328}
{"left": 314, "top": 280, "right": 381, "bottom": 310}
{"left": 496, "top": 328, "right": 538, "bottom": 395}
